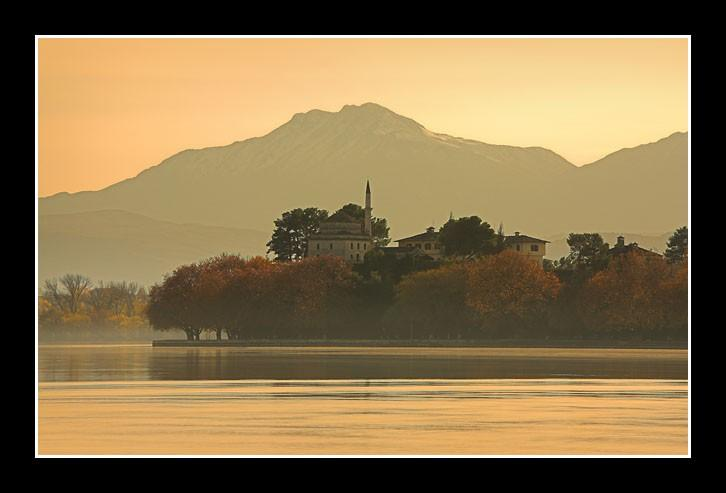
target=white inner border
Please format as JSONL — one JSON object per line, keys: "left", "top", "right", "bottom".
{"left": 34, "top": 34, "right": 692, "bottom": 459}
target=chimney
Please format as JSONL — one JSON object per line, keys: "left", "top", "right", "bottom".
{"left": 426, "top": 226, "right": 435, "bottom": 233}
{"left": 617, "top": 236, "right": 625, "bottom": 247}
{"left": 514, "top": 231, "right": 520, "bottom": 236}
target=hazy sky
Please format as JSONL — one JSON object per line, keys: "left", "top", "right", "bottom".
{"left": 38, "top": 37, "right": 688, "bottom": 197}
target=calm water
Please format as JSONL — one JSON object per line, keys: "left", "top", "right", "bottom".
{"left": 37, "top": 344, "right": 688, "bottom": 455}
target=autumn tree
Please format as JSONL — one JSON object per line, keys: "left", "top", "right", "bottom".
{"left": 267, "top": 207, "right": 329, "bottom": 261}
{"left": 465, "top": 250, "right": 561, "bottom": 337}
{"left": 387, "top": 262, "right": 477, "bottom": 339}
{"left": 665, "top": 226, "right": 688, "bottom": 263}
{"left": 282, "top": 256, "right": 356, "bottom": 338}
{"left": 146, "top": 264, "right": 205, "bottom": 340}
{"left": 579, "top": 252, "right": 687, "bottom": 338}
{"left": 219, "top": 257, "right": 284, "bottom": 339}
{"left": 196, "top": 255, "right": 244, "bottom": 340}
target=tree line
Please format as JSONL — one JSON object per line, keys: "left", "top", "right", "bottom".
{"left": 39, "top": 274, "right": 150, "bottom": 334}
{"left": 146, "top": 225, "right": 687, "bottom": 341}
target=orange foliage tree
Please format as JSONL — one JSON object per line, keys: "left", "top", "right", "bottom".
{"left": 281, "top": 256, "right": 356, "bottom": 338}
{"left": 147, "top": 255, "right": 357, "bottom": 340}
{"left": 464, "top": 250, "right": 562, "bottom": 337}
{"left": 386, "top": 262, "right": 479, "bottom": 339}
{"left": 579, "top": 252, "right": 687, "bottom": 338}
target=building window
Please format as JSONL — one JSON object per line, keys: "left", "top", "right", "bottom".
{"left": 424, "top": 243, "right": 431, "bottom": 250}
{"left": 330, "top": 244, "right": 333, "bottom": 250}
{"left": 357, "top": 243, "right": 360, "bottom": 250}
{"left": 415, "top": 243, "right": 421, "bottom": 249}
{"left": 356, "top": 253, "right": 360, "bottom": 261}
{"left": 364, "top": 243, "right": 367, "bottom": 250}
{"left": 531, "top": 244, "right": 539, "bottom": 252}
{"left": 516, "top": 244, "right": 521, "bottom": 251}
{"left": 434, "top": 243, "right": 439, "bottom": 250}
{"left": 407, "top": 243, "right": 413, "bottom": 247}
{"left": 350, "top": 255, "right": 354, "bottom": 260}
{"left": 316, "top": 243, "right": 320, "bottom": 250}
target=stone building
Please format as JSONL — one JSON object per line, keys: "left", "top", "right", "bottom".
{"left": 306, "top": 181, "right": 373, "bottom": 264}
{"left": 608, "top": 235, "right": 662, "bottom": 258}
{"left": 395, "top": 227, "right": 443, "bottom": 260}
{"left": 504, "top": 232, "right": 549, "bottom": 266}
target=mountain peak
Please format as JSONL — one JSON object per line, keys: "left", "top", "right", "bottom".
{"left": 341, "top": 102, "right": 390, "bottom": 113}
{"left": 282, "top": 102, "right": 424, "bottom": 141}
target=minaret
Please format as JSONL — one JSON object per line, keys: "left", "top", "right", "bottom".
{"left": 364, "top": 180, "right": 372, "bottom": 236}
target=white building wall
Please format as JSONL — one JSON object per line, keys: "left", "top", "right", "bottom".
{"left": 507, "top": 242, "right": 546, "bottom": 266}
{"left": 309, "top": 238, "right": 371, "bottom": 263}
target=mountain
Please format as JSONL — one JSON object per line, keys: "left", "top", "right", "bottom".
{"left": 39, "top": 102, "right": 687, "bottom": 240}
{"left": 39, "top": 210, "right": 268, "bottom": 286}
{"left": 545, "top": 231, "right": 674, "bottom": 262}
{"left": 542, "top": 132, "right": 687, "bottom": 235}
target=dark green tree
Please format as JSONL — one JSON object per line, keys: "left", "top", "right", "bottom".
{"left": 664, "top": 226, "right": 688, "bottom": 263}
{"left": 336, "top": 203, "right": 391, "bottom": 246}
{"left": 551, "top": 233, "right": 611, "bottom": 337}
{"left": 557, "top": 233, "right": 610, "bottom": 273}
{"left": 267, "top": 207, "right": 329, "bottom": 261}
{"left": 357, "top": 248, "right": 437, "bottom": 285}
{"left": 438, "top": 216, "right": 498, "bottom": 258}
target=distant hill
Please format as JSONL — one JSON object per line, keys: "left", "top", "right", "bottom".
{"left": 545, "top": 231, "right": 674, "bottom": 261}
{"left": 39, "top": 102, "right": 687, "bottom": 249}
{"left": 540, "top": 132, "right": 687, "bottom": 236}
{"left": 39, "top": 210, "right": 268, "bottom": 287}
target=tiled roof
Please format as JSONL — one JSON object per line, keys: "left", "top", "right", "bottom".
{"left": 396, "top": 230, "right": 439, "bottom": 243}
{"left": 504, "top": 234, "right": 549, "bottom": 244}
{"left": 609, "top": 244, "right": 662, "bottom": 257}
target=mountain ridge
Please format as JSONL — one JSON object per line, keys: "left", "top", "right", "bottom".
{"left": 39, "top": 103, "right": 687, "bottom": 237}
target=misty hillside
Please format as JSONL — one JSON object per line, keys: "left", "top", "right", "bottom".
{"left": 39, "top": 102, "right": 687, "bottom": 240}
{"left": 39, "top": 210, "right": 268, "bottom": 286}
{"left": 543, "top": 132, "right": 688, "bottom": 235}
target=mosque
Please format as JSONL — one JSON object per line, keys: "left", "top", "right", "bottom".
{"left": 305, "top": 181, "right": 374, "bottom": 264}
{"left": 305, "top": 181, "right": 548, "bottom": 266}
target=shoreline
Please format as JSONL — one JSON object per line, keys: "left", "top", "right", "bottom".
{"left": 150, "top": 339, "right": 687, "bottom": 350}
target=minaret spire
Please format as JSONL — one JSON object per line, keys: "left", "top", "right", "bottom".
{"left": 364, "top": 180, "right": 372, "bottom": 236}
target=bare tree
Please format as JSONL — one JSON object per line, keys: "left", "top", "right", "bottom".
{"left": 120, "top": 281, "right": 140, "bottom": 316}
{"left": 42, "top": 279, "right": 67, "bottom": 312}
{"left": 59, "top": 274, "right": 92, "bottom": 314}
{"left": 104, "top": 281, "right": 138, "bottom": 316}
{"left": 87, "top": 281, "right": 112, "bottom": 315}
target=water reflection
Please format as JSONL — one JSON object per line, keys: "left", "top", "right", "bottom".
{"left": 38, "top": 345, "right": 688, "bottom": 382}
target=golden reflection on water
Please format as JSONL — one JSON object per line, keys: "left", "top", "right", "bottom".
{"left": 38, "top": 379, "right": 687, "bottom": 455}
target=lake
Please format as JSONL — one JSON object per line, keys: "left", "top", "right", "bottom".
{"left": 37, "top": 344, "right": 688, "bottom": 455}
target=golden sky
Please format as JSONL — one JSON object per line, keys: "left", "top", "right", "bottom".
{"left": 38, "top": 37, "right": 688, "bottom": 197}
